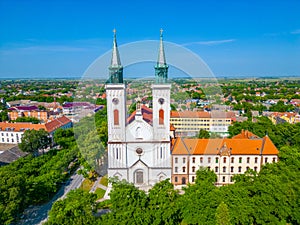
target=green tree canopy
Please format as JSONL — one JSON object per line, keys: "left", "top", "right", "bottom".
{"left": 19, "top": 129, "right": 51, "bottom": 156}
{"left": 198, "top": 129, "right": 210, "bottom": 138}
{"left": 216, "top": 202, "right": 231, "bottom": 225}
{"left": 46, "top": 189, "right": 97, "bottom": 225}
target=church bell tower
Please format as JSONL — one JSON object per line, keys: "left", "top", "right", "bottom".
{"left": 106, "top": 29, "right": 127, "bottom": 171}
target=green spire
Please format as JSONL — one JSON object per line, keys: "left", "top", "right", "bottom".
{"left": 155, "top": 28, "right": 168, "bottom": 83}
{"left": 108, "top": 29, "right": 123, "bottom": 83}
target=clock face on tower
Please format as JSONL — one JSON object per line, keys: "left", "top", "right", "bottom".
{"left": 112, "top": 98, "right": 119, "bottom": 105}
{"left": 158, "top": 98, "right": 164, "bottom": 105}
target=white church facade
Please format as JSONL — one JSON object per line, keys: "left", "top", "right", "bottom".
{"left": 106, "top": 29, "right": 172, "bottom": 188}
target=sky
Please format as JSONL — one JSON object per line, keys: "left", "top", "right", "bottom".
{"left": 0, "top": 0, "right": 300, "bottom": 79}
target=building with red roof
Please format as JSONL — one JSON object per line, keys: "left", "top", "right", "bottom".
{"left": 171, "top": 130, "right": 278, "bottom": 186}
{"left": 0, "top": 116, "right": 72, "bottom": 144}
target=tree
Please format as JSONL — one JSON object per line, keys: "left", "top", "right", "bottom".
{"left": 14, "top": 116, "right": 40, "bottom": 124}
{"left": 147, "top": 179, "right": 182, "bottom": 224}
{"left": 38, "top": 105, "right": 46, "bottom": 110}
{"left": 53, "top": 128, "right": 75, "bottom": 149}
{"left": 46, "top": 189, "right": 97, "bottom": 225}
{"left": 216, "top": 202, "right": 231, "bottom": 225}
{"left": 19, "top": 129, "right": 51, "bottom": 156}
{"left": 100, "top": 180, "right": 148, "bottom": 224}
{"left": 198, "top": 129, "right": 210, "bottom": 138}
{"left": 0, "top": 110, "right": 9, "bottom": 121}
{"left": 180, "top": 168, "right": 220, "bottom": 225}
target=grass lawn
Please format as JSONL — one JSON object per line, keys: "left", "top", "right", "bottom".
{"left": 100, "top": 174, "right": 108, "bottom": 187}
{"left": 80, "top": 178, "right": 94, "bottom": 191}
{"left": 95, "top": 188, "right": 106, "bottom": 199}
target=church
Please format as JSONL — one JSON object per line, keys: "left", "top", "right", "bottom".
{"left": 106, "top": 29, "right": 172, "bottom": 189}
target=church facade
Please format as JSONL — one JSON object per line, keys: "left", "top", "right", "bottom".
{"left": 106, "top": 30, "right": 172, "bottom": 188}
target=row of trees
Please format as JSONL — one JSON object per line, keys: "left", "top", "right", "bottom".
{"left": 0, "top": 145, "right": 78, "bottom": 224}
{"left": 228, "top": 116, "right": 300, "bottom": 148}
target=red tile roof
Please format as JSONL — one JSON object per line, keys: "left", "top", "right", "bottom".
{"left": 127, "top": 105, "right": 153, "bottom": 125}
{"left": 45, "top": 116, "right": 72, "bottom": 133}
{"left": 232, "top": 130, "right": 259, "bottom": 139}
{"left": 170, "top": 111, "right": 210, "bottom": 118}
{"left": 172, "top": 132, "right": 278, "bottom": 156}
{"left": 0, "top": 116, "right": 71, "bottom": 133}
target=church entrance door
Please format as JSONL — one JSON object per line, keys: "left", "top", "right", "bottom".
{"left": 135, "top": 170, "right": 143, "bottom": 184}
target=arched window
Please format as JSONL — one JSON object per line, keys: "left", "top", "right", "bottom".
{"left": 159, "top": 109, "right": 164, "bottom": 125}
{"left": 136, "top": 127, "right": 141, "bottom": 139}
{"left": 264, "top": 157, "right": 268, "bottom": 163}
{"left": 174, "top": 176, "right": 178, "bottom": 182}
{"left": 182, "top": 167, "right": 186, "bottom": 172}
{"left": 223, "top": 166, "right": 226, "bottom": 172}
{"left": 192, "top": 166, "right": 195, "bottom": 172}
{"left": 113, "top": 109, "right": 119, "bottom": 125}
{"left": 223, "top": 157, "right": 227, "bottom": 163}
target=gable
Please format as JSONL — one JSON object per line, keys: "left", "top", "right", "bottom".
{"left": 126, "top": 119, "right": 153, "bottom": 141}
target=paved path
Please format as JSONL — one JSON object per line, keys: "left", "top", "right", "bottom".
{"left": 16, "top": 170, "right": 84, "bottom": 225}
{"left": 90, "top": 176, "right": 101, "bottom": 193}
{"left": 90, "top": 176, "right": 108, "bottom": 193}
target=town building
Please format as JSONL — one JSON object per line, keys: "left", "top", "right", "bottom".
{"left": 170, "top": 110, "right": 235, "bottom": 137}
{"left": 171, "top": 130, "right": 279, "bottom": 186}
{"left": 0, "top": 116, "right": 72, "bottom": 144}
{"left": 8, "top": 105, "right": 49, "bottom": 122}
{"left": 267, "top": 112, "right": 300, "bottom": 125}
{"left": 62, "top": 102, "right": 101, "bottom": 122}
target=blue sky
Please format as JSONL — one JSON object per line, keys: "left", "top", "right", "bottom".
{"left": 0, "top": 0, "right": 299, "bottom": 78}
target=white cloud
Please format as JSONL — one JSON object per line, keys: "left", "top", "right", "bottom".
{"left": 183, "top": 39, "right": 236, "bottom": 46}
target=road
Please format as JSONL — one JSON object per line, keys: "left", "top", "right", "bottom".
{"left": 16, "top": 170, "right": 84, "bottom": 225}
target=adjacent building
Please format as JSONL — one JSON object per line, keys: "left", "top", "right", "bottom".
{"left": 171, "top": 130, "right": 279, "bottom": 186}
